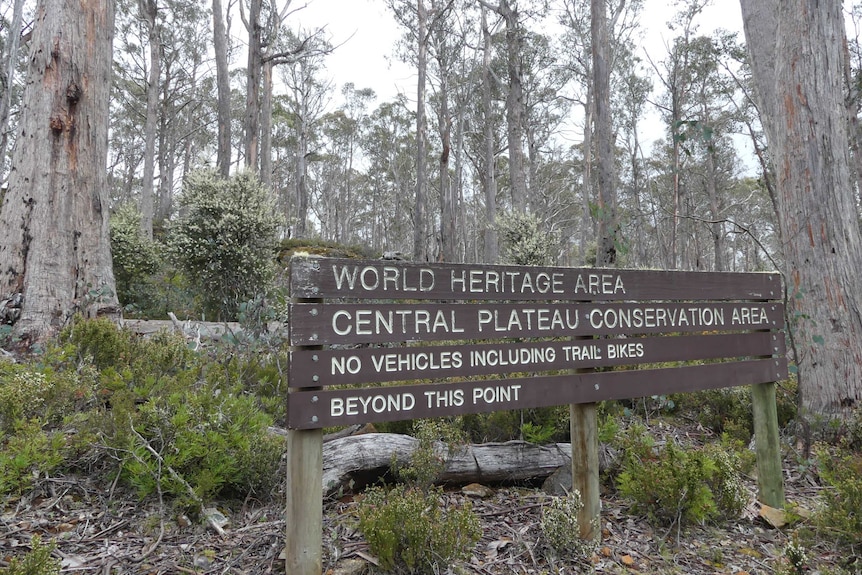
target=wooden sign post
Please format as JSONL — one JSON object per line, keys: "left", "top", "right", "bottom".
{"left": 285, "top": 256, "right": 789, "bottom": 573}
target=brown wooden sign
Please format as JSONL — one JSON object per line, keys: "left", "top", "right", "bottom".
{"left": 289, "top": 257, "right": 781, "bottom": 301}
{"left": 286, "top": 256, "right": 788, "bottom": 430}
{"left": 287, "top": 359, "right": 787, "bottom": 429}
{"left": 288, "top": 301, "right": 784, "bottom": 345}
{"left": 288, "top": 332, "right": 785, "bottom": 387}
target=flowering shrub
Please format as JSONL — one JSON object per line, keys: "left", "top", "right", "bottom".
{"left": 169, "top": 169, "right": 280, "bottom": 319}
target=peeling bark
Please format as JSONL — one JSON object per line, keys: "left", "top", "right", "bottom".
{"left": 0, "top": 0, "right": 118, "bottom": 344}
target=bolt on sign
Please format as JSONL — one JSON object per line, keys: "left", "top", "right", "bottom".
{"left": 287, "top": 257, "right": 788, "bottom": 430}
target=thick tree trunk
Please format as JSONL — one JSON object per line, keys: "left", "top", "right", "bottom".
{"left": 0, "top": 0, "right": 119, "bottom": 344}
{"left": 742, "top": 0, "right": 862, "bottom": 416}
{"left": 212, "top": 0, "right": 231, "bottom": 177}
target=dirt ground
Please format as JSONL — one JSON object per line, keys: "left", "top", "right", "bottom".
{"left": 0, "top": 443, "right": 850, "bottom": 575}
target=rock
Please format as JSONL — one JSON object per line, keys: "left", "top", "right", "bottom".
{"left": 461, "top": 483, "right": 494, "bottom": 498}
{"left": 541, "top": 464, "right": 572, "bottom": 495}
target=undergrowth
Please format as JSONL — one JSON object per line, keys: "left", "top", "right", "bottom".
{"left": 0, "top": 317, "right": 285, "bottom": 507}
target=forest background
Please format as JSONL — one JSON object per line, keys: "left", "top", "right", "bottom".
{"left": 1, "top": 0, "right": 862, "bottom": 419}
{"left": 2, "top": 1, "right": 862, "bottom": 573}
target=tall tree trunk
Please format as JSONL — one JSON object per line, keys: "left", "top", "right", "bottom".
{"left": 592, "top": 0, "right": 617, "bottom": 267}
{"left": 413, "top": 0, "right": 428, "bottom": 261}
{"left": 0, "top": 0, "right": 119, "bottom": 344}
{"left": 294, "top": 103, "right": 308, "bottom": 237}
{"left": 437, "top": 40, "right": 455, "bottom": 263}
{"left": 742, "top": 0, "right": 862, "bottom": 417}
{"left": 0, "top": 0, "right": 25, "bottom": 180}
{"left": 500, "top": 1, "right": 527, "bottom": 213}
{"left": 260, "top": 59, "right": 274, "bottom": 189}
{"left": 139, "top": 0, "right": 160, "bottom": 240}
{"left": 212, "top": 0, "right": 231, "bottom": 176}
{"left": 705, "top": 146, "right": 724, "bottom": 271}
{"left": 481, "top": 6, "right": 498, "bottom": 264}
{"left": 244, "top": 0, "right": 262, "bottom": 171}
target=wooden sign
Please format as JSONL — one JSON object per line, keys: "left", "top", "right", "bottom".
{"left": 288, "top": 332, "right": 785, "bottom": 387}
{"left": 288, "top": 301, "right": 783, "bottom": 345}
{"left": 287, "top": 358, "right": 787, "bottom": 429}
{"left": 284, "top": 256, "right": 790, "bottom": 573}
{"left": 289, "top": 257, "right": 781, "bottom": 301}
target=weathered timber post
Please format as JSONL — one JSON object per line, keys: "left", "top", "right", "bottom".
{"left": 285, "top": 280, "right": 323, "bottom": 575}
{"left": 752, "top": 377, "right": 785, "bottom": 507}
{"left": 570, "top": 402, "right": 600, "bottom": 540}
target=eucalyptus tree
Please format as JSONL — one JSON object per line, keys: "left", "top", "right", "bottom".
{"left": 0, "top": 0, "right": 28, "bottom": 183}
{"left": 613, "top": 50, "right": 652, "bottom": 267}
{"left": 316, "top": 84, "right": 375, "bottom": 243}
{"left": 361, "top": 97, "right": 417, "bottom": 253}
{"left": 519, "top": 31, "right": 571, "bottom": 220}
{"left": 742, "top": 0, "right": 862, "bottom": 417}
{"left": 591, "top": 0, "right": 616, "bottom": 268}
{"left": 242, "top": 0, "right": 322, "bottom": 175}
{"left": 137, "top": 0, "right": 160, "bottom": 239}
{"left": 647, "top": 0, "right": 710, "bottom": 269}
{"left": 479, "top": 4, "right": 500, "bottom": 262}
{"left": 212, "top": 0, "right": 232, "bottom": 176}
{"left": 279, "top": 39, "right": 331, "bottom": 237}
{"left": 558, "top": 0, "right": 642, "bottom": 265}
{"left": 112, "top": 0, "right": 210, "bottom": 228}
{"left": 0, "top": 0, "right": 118, "bottom": 343}
{"left": 427, "top": 0, "right": 463, "bottom": 262}
{"left": 476, "top": 0, "right": 533, "bottom": 213}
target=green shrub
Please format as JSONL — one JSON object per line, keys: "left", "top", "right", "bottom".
{"left": 357, "top": 484, "right": 481, "bottom": 574}
{"left": 814, "top": 446, "right": 862, "bottom": 547}
{"left": 169, "top": 169, "right": 280, "bottom": 320}
{"left": 615, "top": 424, "right": 748, "bottom": 526}
{"left": 109, "top": 204, "right": 162, "bottom": 313}
{"left": 121, "top": 379, "right": 283, "bottom": 503}
{"left": 0, "top": 535, "right": 60, "bottom": 575}
{"left": 0, "top": 419, "right": 66, "bottom": 496}
{"left": 394, "top": 419, "right": 466, "bottom": 490}
{"left": 50, "top": 318, "right": 282, "bottom": 504}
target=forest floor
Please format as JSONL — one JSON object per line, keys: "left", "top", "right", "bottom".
{"left": 0, "top": 436, "right": 851, "bottom": 575}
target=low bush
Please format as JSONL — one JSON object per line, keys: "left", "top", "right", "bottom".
{"left": 355, "top": 418, "right": 480, "bottom": 573}
{"left": 540, "top": 490, "right": 594, "bottom": 559}
{"left": 814, "top": 446, "right": 862, "bottom": 547}
{"left": 357, "top": 484, "right": 480, "bottom": 574}
{"left": 1, "top": 318, "right": 284, "bottom": 505}
{"left": 0, "top": 535, "right": 60, "bottom": 575}
{"left": 614, "top": 424, "right": 749, "bottom": 526}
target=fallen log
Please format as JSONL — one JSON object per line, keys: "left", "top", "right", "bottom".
{"left": 321, "top": 432, "right": 574, "bottom": 496}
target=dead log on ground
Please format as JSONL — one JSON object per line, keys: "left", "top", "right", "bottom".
{"left": 321, "top": 432, "right": 574, "bottom": 496}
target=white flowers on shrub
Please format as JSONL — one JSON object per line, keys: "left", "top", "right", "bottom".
{"left": 169, "top": 170, "right": 280, "bottom": 319}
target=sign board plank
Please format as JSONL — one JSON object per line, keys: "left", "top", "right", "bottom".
{"left": 289, "top": 301, "right": 784, "bottom": 345}
{"left": 288, "top": 257, "right": 782, "bottom": 301}
{"left": 287, "top": 358, "right": 788, "bottom": 429}
{"left": 288, "top": 332, "right": 786, "bottom": 387}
